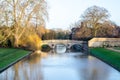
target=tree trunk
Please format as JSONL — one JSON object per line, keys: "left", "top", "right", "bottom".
{"left": 14, "top": 36, "right": 19, "bottom": 47}
{"left": 94, "top": 29, "right": 97, "bottom": 37}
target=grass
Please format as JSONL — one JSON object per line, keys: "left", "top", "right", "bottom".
{"left": 113, "top": 47, "right": 120, "bottom": 50}
{"left": 90, "top": 48, "right": 120, "bottom": 71}
{"left": 0, "top": 48, "right": 30, "bottom": 72}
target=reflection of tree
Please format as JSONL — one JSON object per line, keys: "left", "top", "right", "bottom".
{"left": 14, "top": 54, "right": 44, "bottom": 80}
{"left": 26, "top": 54, "right": 44, "bottom": 80}
{"left": 25, "top": 53, "right": 41, "bottom": 64}
{"left": 13, "top": 62, "right": 21, "bottom": 80}
{"left": 0, "top": 54, "right": 45, "bottom": 80}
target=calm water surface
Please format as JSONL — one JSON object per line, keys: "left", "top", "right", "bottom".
{"left": 0, "top": 45, "right": 120, "bottom": 80}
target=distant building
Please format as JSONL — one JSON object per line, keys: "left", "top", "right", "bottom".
{"left": 71, "top": 27, "right": 81, "bottom": 40}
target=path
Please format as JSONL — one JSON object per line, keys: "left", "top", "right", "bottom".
{"left": 107, "top": 48, "right": 120, "bottom": 53}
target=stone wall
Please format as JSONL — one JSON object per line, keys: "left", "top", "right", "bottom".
{"left": 89, "top": 38, "right": 120, "bottom": 47}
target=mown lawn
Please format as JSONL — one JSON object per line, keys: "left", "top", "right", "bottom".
{"left": 113, "top": 47, "right": 120, "bottom": 50}
{"left": 90, "top": 48, "right": 120, "bottom": 71}
{"left": 0, "top": 48, "right": 30, "bottom": 72}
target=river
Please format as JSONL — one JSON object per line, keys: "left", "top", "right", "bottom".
{"left": 0, "top": 45, "right": 120, "bottom": 80}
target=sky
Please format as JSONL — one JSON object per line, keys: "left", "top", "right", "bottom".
{"left": 46, "top": 0, "right": 120, "bottom": 30}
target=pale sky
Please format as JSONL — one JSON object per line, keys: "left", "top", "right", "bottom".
{"left": 46, "top": 0, "right": 120, "bottom": 30}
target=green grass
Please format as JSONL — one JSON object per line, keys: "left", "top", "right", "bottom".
{"left": 90, "top": 48, "right": 120, "bottom": 71}
{"left": 0, "top": 48, "right": 30, "bottom": 72}
{"left": 113, "top": 47, "right": 120, "bottom": 50}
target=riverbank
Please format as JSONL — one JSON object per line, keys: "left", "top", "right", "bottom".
{"left": 0, "top": 48, "right": 31, "bottom": 73}
{"left": 90, "top": 48, "right": 120, "bottom": 71}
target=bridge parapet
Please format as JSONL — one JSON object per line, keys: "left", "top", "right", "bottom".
{"left": 42, "top": 40, "right": 85, "bottom": 44}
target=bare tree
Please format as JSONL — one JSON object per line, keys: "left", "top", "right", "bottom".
{"left": 81, "top": 5, "right": 110, "bottom": 37}
{"left": 97, "top": 21, "right": 117, "bottom": 37}
{"left": 0, "top": 0, "right": 48, "bottom": 47}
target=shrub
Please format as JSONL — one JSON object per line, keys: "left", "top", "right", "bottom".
{"left": 19, "top": 34, "right": 42, "bottom": 51}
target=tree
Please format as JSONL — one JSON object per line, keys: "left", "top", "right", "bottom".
{"left": 70, "top": 21, "right": 92, "bottom": 40}
{"left": 97, "top": 21, "right": 117, "bottom": 37}
{"left": 0, "top": 26, "right": 13, "bottom": 47}
{"left": 81, "top": 5, "right": 110, "bottom": 37}
{"left": 0, "top": 0, "right": 48, "bottom": 47}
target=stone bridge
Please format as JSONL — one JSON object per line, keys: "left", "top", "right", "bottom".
{"left": 41, "top": 40, "right": 89, "bottom": 54}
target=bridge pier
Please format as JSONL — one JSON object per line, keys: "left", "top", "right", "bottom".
{"left": 82, "top": 42, "right": 89, "bottom": 55}
{"left": 66, "top": 44, "right": 71, "bottom": 49}
{"left": 51, "top": 44, "right": 55, "bottom": 49}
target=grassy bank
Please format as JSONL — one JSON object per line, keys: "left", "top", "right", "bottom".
{"left": 90, "top": 48, "right": 120, "bottom": 71}
{"left": 113, "top": 47, "right": 120, "bottom": 50}
{"left": 0, "top": 48, "right": 30, "bottom": 73}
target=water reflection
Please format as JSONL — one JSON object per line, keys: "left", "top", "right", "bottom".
{"left": 0, "top": 46, "right": 120, "bottom": 80}
{"left": 0, "top": 53, "right": 44, "bottom": 80}
{"left": 55, "top": 44, "right": 66, "bottom": 54}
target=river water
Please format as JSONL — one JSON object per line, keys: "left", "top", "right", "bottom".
{"left": 0, "top": 45, "right": 120, "bottom": 80}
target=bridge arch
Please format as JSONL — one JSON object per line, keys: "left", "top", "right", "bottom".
{"left": 41, "top": 44, "right": 51, "bottom": 52}
{"left": 70, "top": 44, "right": 83, "bottom": 52}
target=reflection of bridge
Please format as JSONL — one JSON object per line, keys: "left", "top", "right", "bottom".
{"left": 41, "top": 40, "right": 89, "bottom": 54}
